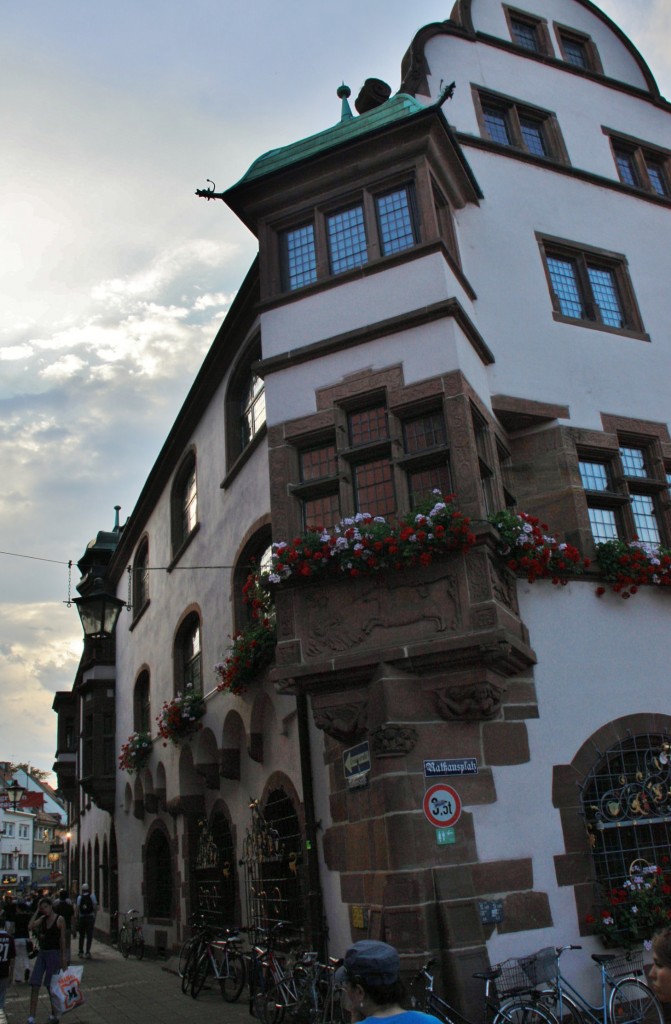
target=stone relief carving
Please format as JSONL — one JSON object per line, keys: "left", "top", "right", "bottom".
{"left": 434, "top": 680, "right": 505, "bottom": 721}
{"left": 304, "top": 575, "right": 459, "bottom": 657}
{"left": 313, "top": 702, "right": 368, "bottom": 742}
{"left": 490, "top": 559, "right": 516, "bottom": 609}
{"left": 372, "top": 723, "right": 418, "bottom": 757}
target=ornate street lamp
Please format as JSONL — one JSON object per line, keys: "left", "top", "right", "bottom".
{"left": 73, "top": 578, "right": 125, "bottom": 638}
{"left": 5, "top": 780, "right": 25, "bottom": 809}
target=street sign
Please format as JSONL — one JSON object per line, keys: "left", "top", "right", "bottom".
{"left": 423, "top": 783, "right": 462, "bottom": 828}
{"left": 343, "top": 741, "right": 371, "bottom": 779}
{"left": 436, "top": 827, "right": 456, "bottom": 845}
{"left": 50, "top": 843, "right": 65, "bottom": 853}
{"left": 424, "top": 758, "right": 478, "bottom": 778}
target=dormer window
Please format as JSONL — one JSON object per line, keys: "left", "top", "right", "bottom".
{"left": 555, "top": 24, "right": 603, "bottom": 73}
{"left": 504, "top": 7, "right": 552, "bottom": 56}
{"left": 475, "top": 89, "right": 568, "bottom": 164}
{"left": 277, "top": 181, "right": 420, "bottom": 293}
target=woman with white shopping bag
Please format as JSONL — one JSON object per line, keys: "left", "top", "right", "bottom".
{"left": 27, "top": 897, "right": 66, "bottom": 1024}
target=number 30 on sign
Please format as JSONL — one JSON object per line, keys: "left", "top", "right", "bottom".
{"left": 423, "top": 783, "right": 462, "bottom": 828}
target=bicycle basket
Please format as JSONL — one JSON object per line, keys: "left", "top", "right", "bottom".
{"left": 495, "top": 948, "right": 557, "bottom": 997}
{"left": 603, "top": 951, "right": 644, "bottom": 981}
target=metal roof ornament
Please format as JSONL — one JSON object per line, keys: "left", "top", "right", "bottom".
{"left": 337, "top": 83, "right": 353, "bottom": 122}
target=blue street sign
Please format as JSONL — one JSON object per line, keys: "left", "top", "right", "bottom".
{"left": 424, "top": 758, "right": 478, "bottom": 777}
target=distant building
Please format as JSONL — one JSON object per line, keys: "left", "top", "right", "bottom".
{"left": 54, "top": 0, "right": 671, "bottom": 1007}
{"left": 0, "top": 767, "right": 67, "bottom": 895}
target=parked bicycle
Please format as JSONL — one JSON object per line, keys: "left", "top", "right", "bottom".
{"left": 178, "top": 914, "right": 208, "bottom": 978}
{"left": 255, "top": 948, "right": 345, "bottom": 1024}
{"left": 410, "top": 954, "right": 558, "bottom": 1024}
{"left": 190, "top": 927, "right": 246, "bottom": 1001}
{"left": 529, "top": 944, "right": 663, "bottom": 1024}
{"left": 117, "top": 909, "right": 145, "bottom": 960}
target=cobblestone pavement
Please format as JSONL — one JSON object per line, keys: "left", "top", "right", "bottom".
{"left": 4, "top": 940, "right": 253, "bottom": 1024}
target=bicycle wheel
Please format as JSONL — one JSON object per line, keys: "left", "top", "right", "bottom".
{"left": 178, "top": 937, "right": 194, "bottom": 977}
{"left": 220, "top": 951, "right": 246, "bottom": 1002}
{"left": 119, "top": 925, "right": 131, "bottom": 959}
{"left": 538, "top": 988, "right": 584, "bottom": 1024}
{"left": 182, "top": 945, "right": 199, "bottom": 994}
{"left": 191, "top": 952, "right": 211, "bottom": 999}
{"left": 495, "top": 999, "right": 560, "bottom": 1024}
{"left": 257, "top": 980, "right": 290, "bottom": 1024}
{"left": 609, "top": 979, "right": 663, "bottom": 1024}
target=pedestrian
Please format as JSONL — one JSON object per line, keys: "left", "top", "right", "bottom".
{"left": 0, "top": 913, "right": 16, "bottom": 1023}
{"left": 1, "top": 898, "right": 15, "bottom": 938}
{"left": 649, "top": 928, "right": 671, "bottom": 1003}
{"left": 75, "top": 884, "right": 97, "bottom": 960}
{"left": 27, "top": 897, "right": 66, "bottom": 1024}
{"left": 336, "top": 940, "right": 445, "bottom": 1024}
{"left": 12, "top": 900, "right": 31, "bottom": 984}
{"left": 52, "top": 892, "right": 74, "bottom": 965}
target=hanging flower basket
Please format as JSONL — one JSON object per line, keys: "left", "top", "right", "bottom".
{"left": 118, "top": 731, "right": 152, "bottom": 774}
{"left": 156, "top": 686, "right": 206, "bottom": 745}
{"left": 489, "top": 509, "right": 590, "bottom": 583}
{"left": 594, "top": 539, "right": 671, "bottom": 598}
{"left": 267, "top": 493, "right": 476, "bottom": 584}
{"left": 215, "top": 573, "right": 276, "bottom": 696}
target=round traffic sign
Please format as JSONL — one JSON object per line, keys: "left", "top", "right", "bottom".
{"left": 423, "top": 783, "right": 461, "bottom": 828}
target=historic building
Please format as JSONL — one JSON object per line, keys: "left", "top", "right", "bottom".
{"left": 54, "top": 0, "right": 671, "bottom": 1007}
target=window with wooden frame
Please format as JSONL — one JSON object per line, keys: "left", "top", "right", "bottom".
{"left": 474, "top": 89, "right": 568, "bottom": 163}
{"left": 132, "top": 538, "right": 150, "bottom": 616}
{"left": 554, "top": 24, "right": 602, "bottom": 72}
{"left": 289, "top": 398, "right": 452, "bottom": 528}
{"left": 605, "top": 130, "right": 671, "bottom": 199}
{"left": 278, "top": 180, "right": 420, "bottom": 292}
{"left": 503, "top": 7, "right": 553, "bottom": 55}
{"left": 174, "top": 612, "right": 202, "bottom": 695}
{"left": 578, "top": 438, "right": 668, "bottom": 546}
{"left": 171, "top": 450, "right": 198, "bottom": 556}
{"left": 471, "top": 407, "right": 496, "bottom": 516}
{"left": 225, "top": 337, "right": 266, "bottom": 470}
{"left": 133, "top": 670, "right": 151, "bottom": 734}
{"left": 538, "top": 236, "right": 646, "bottom": 336}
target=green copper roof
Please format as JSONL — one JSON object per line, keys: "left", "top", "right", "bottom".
{"left": 235, "top": 93, "right": 428, "bottom": 187}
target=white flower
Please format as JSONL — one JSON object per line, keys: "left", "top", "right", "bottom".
{"left": 268, "top": 573, "right": 281, "bottom": 584}
{"left": 604, "top": 915, "right": 614, "bottom": 925}
{"left": 373, "top": 516, "right": 386, "bottom": 524}
{"left": 631, "top": 905, "right": 639, "bottom": 914}
{"left": 522, "top": 523, "right": 533, "bottom": 534}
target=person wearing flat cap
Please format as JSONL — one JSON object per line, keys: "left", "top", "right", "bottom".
{"left": 337, "top": 941, "right": 443, "bottom": 1024}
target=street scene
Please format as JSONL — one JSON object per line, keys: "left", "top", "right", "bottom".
{"left": 2, "top": 2, "right": 671, "bottom": 1024}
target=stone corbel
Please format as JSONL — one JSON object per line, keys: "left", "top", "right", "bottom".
{"left": 371, "top": 723, "right": 418, "bottom": 757}
{"left": 312, "top": 701, "right": 368, "bottom": 743}
{"left": 434, "top": 679, "right": 506, "bottom": 721}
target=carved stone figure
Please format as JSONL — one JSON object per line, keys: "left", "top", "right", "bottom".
{"left": 313, "top": 702, "right": 368, "bottom": 742}
{"left": 372, "top": 723, "right": 418, "bottom": 757}
{"left": 434, "top": 680, "right": 505, "bottom": 720}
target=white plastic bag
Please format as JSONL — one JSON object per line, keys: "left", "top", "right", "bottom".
{"left": 49, "top": 966, "right": 85, "bottom": 1015}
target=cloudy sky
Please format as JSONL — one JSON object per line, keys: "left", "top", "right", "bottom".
{"left": 1, "top": 0, "right": 669, "bottom": 778}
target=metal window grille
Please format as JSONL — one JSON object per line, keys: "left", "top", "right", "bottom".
{"left": 354, "top": 460, "right": 395, "bottom": 517}
{"left": 646, "top": 161, "right": 668, "bottom": 197}
{"left": 614, "top": 150, "right": 638, "bottom": 187}
{"left": 547, "top": 257, "right": 583, "bottom": 318}
{"left": 348, "top": 406, "right": 388, "bottom": 446}
{"left": 327, "top": 206, "right": 368, "bottom": 274}
{"left": 563, "top": 37, "right": 588, "bottom": 68}
{"left": 520, "top": 117, "right": 547, "bottom": 157}
{"left": 403, "top": 412, "right": 447, "bottom": 453}
{"left": 579, "top": 461, "right": 611, "bottom": 491}
{"left": 511, "top": 19, "right": 540, "bottom": 51}
{"left": 587, "top": 266, "right": 624, "bottom": 328}
{"left": 376, "top": 189, "right": 415, "bottom": 256}
{"left": 630, "top": 494, "right": 661, "bottom": 544}
{"left": 483, "top": 106, "right": 511, "bottom": 146}
{"left": 587, "top": 507, "right": 619, "bottom": 543}
{"left": 582, "top": 733, "right": 671, "bottom": 893}
{"left": 283, "top": 224, "right": 317, "bottom": 290}
{"left": 620, "top": 447, "right": 648, "bottom": 478}
{"left": 303, "top": 492, "right": 340, "bottom": 531}
{"left": 300, "top": 445, "right": 337, "bottom": 482}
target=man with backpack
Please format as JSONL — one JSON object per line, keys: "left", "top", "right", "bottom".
{"left": 75, "top": 885, "right": 97, "bottom": 960}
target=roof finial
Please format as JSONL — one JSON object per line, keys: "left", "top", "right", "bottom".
{"left": 113, "top": 505, "right": 121, "bottom": 531}
{"left": 337, "top": 82, "right": 353, "bottom": 122}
